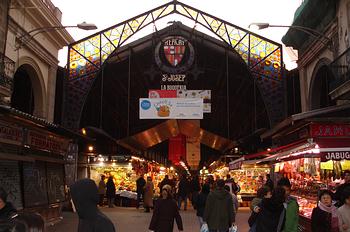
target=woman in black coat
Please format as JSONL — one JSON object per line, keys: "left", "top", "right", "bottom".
{"left": 106, "top": 176, "right": 116, "bottom": 208}
{"left": 194, "top": 184, "right": 210, "bottom": 228}
{"left": 149, "top": 185, "right": 183, "bottom": 232}
{"left": 311, "top": 190, "right": 340, "bottom": 232}
{"left": 256, "top": 187, "right": 286, "bottom": 232}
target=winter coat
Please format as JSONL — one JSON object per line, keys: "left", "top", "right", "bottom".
{"left": 335, "top": 183, "right": 350, "bottom": 206}
{"left": 191, "top": 178, "right": 201, "bottom": 192}
{"left": 282, "top": 198, "right": 299, "bottom": 232}
{"left": 70, "top": 179, "right": 115, "bottom": 232}
{"left": 178, "top": 179, "right": 190, "bottom": 198}
{"left": 203, "top": 188, "right": 234, "bottom": 231}
{"left": 98, "top": 180, "right": 106, "bottom": 195}
{"left": 256, "top": 198, "right": 285, "bottom": 232}
{"left": 311, "top": 206, "right": 332, "bottom": 232}
{"left": 149, "top": 198, "right": 183, "bottom": 232}
{"left": 106, "top": 179, "right": 116, "bottom": 198}
{"left": 136, "top": 177, "right": 146, "bottom": 194}
{"left": 159, "top": 178, "right": 172, "bottom": 192}
{"left": 265, "top": 178, "right": 274, "bottom": 190}
{"left": 0, "top": 202, "right": 17, "bottom": 220}
{"left": 195, "top": 192, "right": 209, "bottom": 217}
{"left": 338, "top": 204, "right": 350, "bottom": 232}
{"left": 144, "top": 181, "right": 154, "bottom": 207}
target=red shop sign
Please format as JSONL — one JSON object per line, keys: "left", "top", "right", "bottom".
{"left": 310, "top": 124, "right": 350, "bottom": 137}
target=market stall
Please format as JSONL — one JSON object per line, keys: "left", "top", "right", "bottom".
{"left": 88, "top": 155, "right": 175, "bottom": 207}
{"left": 228, "top": 159, "right": 270, "bottom": 206}
{"left": 260, "top": 121, "right": 350, "bottom": 232}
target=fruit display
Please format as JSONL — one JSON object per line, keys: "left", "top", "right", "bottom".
{"left": 230, "top": 168, "right": 270, "bottom": 195}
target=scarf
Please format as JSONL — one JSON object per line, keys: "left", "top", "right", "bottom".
{"left": 318, "top": 201, "right": 338, "bottom": 218}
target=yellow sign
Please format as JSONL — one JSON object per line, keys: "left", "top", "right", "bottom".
{"left": 320, "top": 160, "right": 333, "bottom": 170}
{"left": 341, "top": 160, "right": 350, "bottom": 170}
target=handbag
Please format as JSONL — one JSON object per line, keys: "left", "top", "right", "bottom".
{"left": 200, "top": 223, "right": 209, "bottom": 232}
{"left": 229, "top": 225, "right": 238, "bottom": 232}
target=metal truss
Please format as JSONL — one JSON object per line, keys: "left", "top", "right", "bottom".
{"left": 64, "top": 0, "right": 284, "bottom": 129}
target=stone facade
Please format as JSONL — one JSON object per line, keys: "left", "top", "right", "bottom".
{"left": 286, "top": 0, "right": 350, "bottom": 112}
{"left": 2, "top": 0, "right": 73, "bottom": 121}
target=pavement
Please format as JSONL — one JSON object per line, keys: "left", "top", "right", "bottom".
{"left": 47, "top": 207, "right": 250, "bottom": 232}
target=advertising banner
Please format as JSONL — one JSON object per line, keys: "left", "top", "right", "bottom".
{"left": 186, "top": 120, "right": 200, "bottom": 170}
{"left": 139, "top": 98, "right": 203, "bottom": 119}
{"left": 148, "top": 90, "right": 211, "bottom": 113}
{"left": 177, "top": 90, "right": 211, "bottom": 113}
{"left": 148, "top": 90, "right": 177, "bottom": 98}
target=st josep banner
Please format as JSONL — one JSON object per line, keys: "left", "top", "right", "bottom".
{"left": 139, "top": 98, "right": 203, "bottom": 119}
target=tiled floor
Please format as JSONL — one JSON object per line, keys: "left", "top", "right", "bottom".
{"left": 47, "top": 207, "right": 250, "bottom": 232}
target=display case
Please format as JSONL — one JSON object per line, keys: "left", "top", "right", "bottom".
{"left": 230, "top": 166, "right": 270, "bottom": 195}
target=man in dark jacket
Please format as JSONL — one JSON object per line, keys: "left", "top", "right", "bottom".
{"left": 265, "top": 174, "right": 274, "bottom": 190}
{"left": 195, "top": 184, "right": 210, "bottom": 228}
{"left": 158, "top": 175, "right": 172, "bottom": 192}
{"left": 136, "top": 174, "right": 146, "bottom": 209}
{"left": 178, "top": 175, "right": 190, "bottom": 210}
{"left": 70, "top": 179, "right": 115, "bottom": 232}
{"left": 204, "top": 179, "right": 234, "bottom": 232}
{"left": 0, "top": 187, "right": 17, "bottom": 221}
{"left": 335, "top": 170, "right": 350, "bottom": 206}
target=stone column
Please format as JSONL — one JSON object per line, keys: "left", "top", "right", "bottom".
{"left": 46, "top": 65, "right": 58, "bottom": 122}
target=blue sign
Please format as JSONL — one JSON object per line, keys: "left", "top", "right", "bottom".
{"left": 141, "top": 100, "right": 151, "bottom": 110}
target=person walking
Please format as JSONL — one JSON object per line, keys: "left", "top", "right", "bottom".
{"left": 136, "top": 174, "right": 146, "bottom": 209}
{"left": 98, "top": 175, "right": 106, "bottom": 207}
{"left": 195, "top": 183, "right": 210, "bottom": 229}
{"left": 159, "top": 175, "right": 172, "bottom": 193}
{"left": 70, "top": 179, "right": 115, "bottom": 232}
{"left": 335, "top": 171, "right": 350, "bottom": 207}
{"left": 338, "top": 188, "right": 350, "bottom": 232}
{"left": 224, "top": 185, "right": 239, "bottom": 224}
{"left": 144, "top": 176, "right": 154, "bottom": 213}
{"left": 203, "top": 179, "right": 235, "bottom": 232}
{"left": 255, "top": 187, "right": 286, "bottom": 232}
{"left": 311, "top": 190, "right": 340, "bottom": 232}
{"left": 177, "top": 175, "right": 190, "bottom": 211}
{"left": 265, "top": 174, "right": 274, "bottom": 190}
{"left": 191, "top": 175, "right": 201, "bottom": 208}
{"left": 248, "top": 187, "right": 272, "bottom": 232}
{"left": 149, "top": 185, "right": 183, "bottom": 232}
{"left": 106, "top": 176, "right": 116, "bottom": 208}
{"left": 0, "top": 187, "right": 17, "bottom": 221}
{"left": 277, "top": 177, "right": 299, "bottom": 232}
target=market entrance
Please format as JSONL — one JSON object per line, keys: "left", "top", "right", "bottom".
{"left": 63, "top": 0, "right": 284, "bottom": 169}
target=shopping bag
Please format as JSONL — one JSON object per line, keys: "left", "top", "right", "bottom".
{"left": 229, "top": 225, "right": 238, "bottom": 232}
{"left": 200, "top": 223, "right": 209, "bottom": 232}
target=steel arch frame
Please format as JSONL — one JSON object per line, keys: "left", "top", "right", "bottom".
{"left": 63, "top": 0, "right": 285, "bottom": 130}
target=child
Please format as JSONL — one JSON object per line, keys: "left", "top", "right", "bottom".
{"left": 338, "top": 188, "right": 350, "bottom": 232}
{"left": 248, "top": 187, "right": 272, "bottom": 232}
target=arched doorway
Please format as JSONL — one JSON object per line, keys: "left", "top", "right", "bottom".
{"left": 310, "top": 62, "right": 336, "bottom": 110}
{"left": 11, "top": 63, "right": 45, "bottom": 117}
{"left": 11, "top": 65, "right": 35, "bottom": 114}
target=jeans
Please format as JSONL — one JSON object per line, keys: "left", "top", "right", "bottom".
{"left": 178, "top": 196, "right": 187, "bottom": 210}
{"left": 107, "top": 197, "right": 114, "bottom": 208}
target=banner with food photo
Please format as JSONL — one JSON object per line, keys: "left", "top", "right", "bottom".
{"left": 139, "top": 98, "right": 203, "bottom": 119}
{"left": 148, "top": 90, "right": 211, "bottom": 113}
